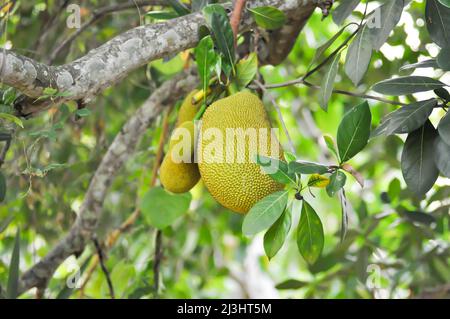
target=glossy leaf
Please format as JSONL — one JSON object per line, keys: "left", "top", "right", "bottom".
{"left": 195, "top": 35, "right": 216, "bottom": 96}
{"left": 438, "top": 111, "right": 450, "bottom": 145}
{"left": 401, "top": 121, "right": 439, "bottom": 196}
{"left": 372, "top": 76, "right": 446, "bottom": 95}
{"left": 275, "top": 279, "right": 309, "bottom": 290}
{"left": 400, "top": 59, "right": 439, "bottom": 71}
{"left": 323, "top": 134, "right": 339, "bottom": 159}
{"left": 435, "top": 137, "right": 450, "bottom": 177}
{"left": 437, "top": 47, "right": 450, "bottom": 70}
{"left": 256, "top": 155, "right": 296, "bottom": 185}
{"left": 140, "top": 187, "right": 191, "bottom": 229}
{"left": 426, "top": 0, "right": 450, "bottom": 47}
{"left": 438, "top": 0, "right": 450, "bottom": 8}
{"left": 307, "top": 174, "right": 330, "bottom": 188}
{"left": 326, "top": 171, "right": 347, "bottom": 197}
{"left": 337, "top": 101, "right": 372, "bottom": 163}
{"left": 210, "top": 12, "right": 235, "bottom": 73}
{"left": 248, "top": 6, "right": 287, "bottom": 30}
{"left": 297, "top": 201, "right": 324, "bottom": 264}
{"left": 344, "top": 24, "right": 372, "bottom": 86}
{"left": 264, "top": 209, "right": 291, "bottom": 259}
{"left": 235, "top": 53, "right": 258, "bottom": 90}
{"left": 242, "top": 191, "right": 289, "bottom": 236}
{"left": 288, "top": 161, "right": 329, "bottom": 175}
{"left": 370, "top": 0, "right": 404, "bottom": 50}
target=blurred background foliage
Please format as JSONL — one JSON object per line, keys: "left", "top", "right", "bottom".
{"left": 0, "top": 0, "right": 449, "bottom": 299}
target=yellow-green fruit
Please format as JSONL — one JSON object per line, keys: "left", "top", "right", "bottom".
{"left": 198, "top": 91, "right": 284, "bottom": 214}
{"left": 176, "top": 90, "right": 199, "bottom": 126}
{"left": 160, "top": 121, "right": 200, "bottom": 193}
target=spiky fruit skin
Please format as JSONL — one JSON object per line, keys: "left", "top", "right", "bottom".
{"left": 160, "top": 121, "right": 200, "bottom": 193}
{"left": 198, "top": 92, "right": 284, "bottom": 214}
{"left": 176, "top": 90, "right": 199, "bottom": 127}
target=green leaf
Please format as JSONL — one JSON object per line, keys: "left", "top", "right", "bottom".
{"left": 2, "top": 88, "right": 16, "bottom": 105}
{"left": 235, "top": 53, "right": 258, "bottom": 90}
{"left": 297, "top": 201, "right": 324, "bottom": 264}
{"left": 438, "top": 111, "right": 450, "bottom": 145}
{"left": 192, "top": 0, "right": 210, "bottom": 12}
{"left": 401, "top": 121, "right": 439, "bottom": 196}
{"left": 323, "top": 134, "right": 339, "bottom": 159}
{"left": 435, "top": 137, "right": 450, "bottom": 177}
{"left": 264, "top": 209, "right": 291, "bottom": 259}
{"left": 426, "top": 0, "right": 450, "bottom": 48}
{"left": 400, "top": 59, "right": 439, "bottom": 71}
{"left": 370, "top": 0, "right": 404, "bottom": 50}
{"left": 288, "top": 161, "right": 329, "bottom": 175}
{"left": 435, "top": 87, "right": 450, "bottom": 101}
{"left": 167, "top": 0, "right": 190, "bottom": 16}
{"left": 337, "top": 101, "right": 372, "bottom": 163}
{"left": 283, "top": 151, "right": 297, "bottom": 163}
{"left": 437, "top": 47, "right": 450, "bottom": 70}
{"left": 307, "top": 174, "right": 330, "bottom": 188}
{"left": 372, "top": 76, "right": 446, "bottom": 96}
{"left": 438, "top": 0, "right": 450, "bottom": 8}
{"left": 242, "top": 190, "right": 289, "bottom": 236}
{"left": 43, "top": 87, "right": 58, "bottom": 95}
{"left": 75, "top": 108, "right": 91, "bottom": 117}
{"left": 195, "top": 35, "right": 216, "bottom": 96}
{"left": 248, "top": 6, "right": 287, "bottom": 30}
{"left": 6, "top": 228, "right": 20, "bottom": 299}
{"left": 332, "top": 0, "right": 361, "bottom": 25}
{"left": 209, "top": 11, "right": 235, "bottom": 73}
{"left": 0, "top": 171, "right": 6, "bottom": 202}
{"left": 202, "top": 4, "right": 227, "bottom": 26}
{"left": 344, "top": 24, "right": 373, "bottom": 86}
{"left": 140, "top": 187, "right": 191, "bottom": 229}
{"left": 0, "top": 113, "right": 24, "bottom": 128}
{"left": 326, "top": 171, "right": 347, "bottom": 197}
{"left": 146, "top": 10, "right": 179, "bottom": 20}
{"left": 311, "top": 25, "right": 349, "bottom": 68}
{"left": 256, "top": 155, "right": 296, "bottom": 185}
{"left": 0, "top": 214, "right": 13, "bottom": 234}
{"left": 319, "top": 52, "right": 341, "bottom": 111}
{"left": 275, "top": 279, "right": 309, "bottom": 290}
{"left": 373, "top": 99, "right": 437, "bottom": 136}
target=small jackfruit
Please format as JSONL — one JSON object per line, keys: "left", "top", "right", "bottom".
{"left": 160, "top": 121, "right": 200, "bottom": 193}
{"left": 176, "top": 90, "right": 200, "bottom": 126}
{"left": 198, "top": 91, "right": 284, "bottom": 214}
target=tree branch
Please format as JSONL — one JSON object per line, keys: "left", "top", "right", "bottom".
{"left": 18, "top": 68, "right": 198, "bottom": 295}
{"left": 0, "top": 0, "right": 318, "bottom": 118}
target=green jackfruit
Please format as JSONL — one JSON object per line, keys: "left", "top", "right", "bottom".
{"left": 176, "top": 90, "right": 199, "bottom": 126}
{"left": 198, "top": 91, "right": 284, "bottom": 214}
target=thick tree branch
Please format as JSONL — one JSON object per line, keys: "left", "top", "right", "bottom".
{"left": 0, "top": 0, "right": 319, "bottom": 118}
{"left": 18, "top": 68, "right": 198, "bottom": 294}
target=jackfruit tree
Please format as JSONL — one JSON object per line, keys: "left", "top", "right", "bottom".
{"left": 0, "top": 0, "right": 449, "bottom": 299}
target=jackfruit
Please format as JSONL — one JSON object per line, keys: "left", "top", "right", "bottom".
{"left": 198, "top": 91, "right": 284, "bottom": 214}
{"left": 176, "top": 90, "right": 200, "bottom": 126}
{"left": 160, "top": 121, "right": 200, "bottom": 193}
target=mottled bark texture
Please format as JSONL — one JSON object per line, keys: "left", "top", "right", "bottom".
{"left": 18, "top": 68, "right": 198, "bottom": 294}
{"left": 0, "top": 0, "right": 319, "bottom": 117}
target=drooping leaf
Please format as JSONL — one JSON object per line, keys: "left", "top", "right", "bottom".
{"left": 323, "top": 134, "right": 339, "bottom": 159}
{"left": 337, "top": 101, "right": 372, "bottom": 163}
{"left": 275, "top": 279, "right": 309, "bottom": 290}
{"left": 311, "top": 25, "right": 350, "bottom": 68}
{"left": 307, "top": 174, "right": 330, "bottom": 188}
{"left": 374, "top": 99, "right": 437, "bottom": 136}
{"left": 242, "top": 191, "right": 289, "bottom": 236}
{"left": 248, "top": 6, "right": 287, "bottom": 30}
{"left": 210, "top": 12, "right": 235, "bottom": 73}
{"left": 338, "top": 189, "right": 349, "bottom": 241}
{"left": 297, "top": 201, "right": 324, "bottom": 264}
{"left": 6, "top": 228, "right": 20, "bottom": 299}
{"left": 319, "top": 52, "right": 341, "bottom": 111}
{"left": 264, "top": 209, "right": 291, "bottom": 259}
{"left": 0, "top": 171, "right": 6, "bottom": 202}
{"left": 426, "top": 0, "right": 450, "bottom": 48}
{"left": 288, "top": 161, "right": 329, "bottom": 175}
{"left": 235, "top": 53, "right": 258, "bottom": 90}
{"left": 372, "top": 76, "right": 446, "bottom": 95}
{"left": 370, "top": 0, "right": 404, "bottom": 50}
{"left": 401, "top": 121, "right": 439, "bottom": 196}
{"left": 256, "top": 155, "right": 296, "bottom": 185}
{"left": 140, "top": 187, "right": 191, "bottom": 229}
{"left": 438, "top": 111, "right": 450, "bottom": 144}
{"left": 437, "top": 47, "right": 450, "bottom": 70}
{"left": 332, "top": 0, "right": 361, "bottom": 25}
{"left": 195, "top": 35, "right": 216, "bottom": 96}
{"left": 435, "top": 137, "right": 450, "bottom": 177}
{"left": 326, "top": 171, "right": 347, "bottom": 197}
{"left": 0, "top": 113, "right": 24, "bottom": 128}
{"left": 344, "top": 24, "right": 372, "bottom": 86}
{"left": 400, "top": 59, "right": 439, "bottom": 71}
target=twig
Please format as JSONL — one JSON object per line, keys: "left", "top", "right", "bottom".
{"left": 230, "top": 0, "right": 248, "bottom": 45}
{"left": 92, "top": 236, "right": 115, "bottom": 299}
{"left": 253, "top": 79, "right": 296, "bottom": 155}
{"left": 49, "top": 0, "right": 165, "bottom": 63}
{"left": 153, "top": 229, "right": 163, "bottom": 293}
